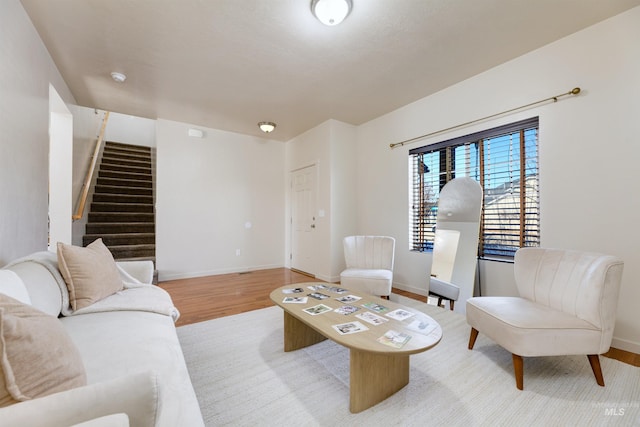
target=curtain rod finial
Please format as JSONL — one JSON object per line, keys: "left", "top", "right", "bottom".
{"left": 571, "top": 87, "right": 581, "bottom": 95}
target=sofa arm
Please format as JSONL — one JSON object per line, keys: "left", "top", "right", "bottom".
{"left": 0, "top": 371, "right": 158, "bottom": 427}
{"left": 116, "top": 261, "right": 155, "bottom": 285}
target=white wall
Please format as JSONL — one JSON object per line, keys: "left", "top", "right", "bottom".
{"left": 156, "top": 119, "right": 285, "bottom": 280}
{"left": 105, "top": 112, "right": 156, "bottom": 148}
{"left": 356, "top": 7, "right": 640, "bottom": 353}
{"left": 0, "top": 0, "right": 75, "bottom": 265}
{"left": 48, "top": 86, "right": 74, "bottom": 247}
{"left": 328, "top": 121, "right": 357, "bottom": 280}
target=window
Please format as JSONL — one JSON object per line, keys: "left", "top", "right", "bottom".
{"left": 409, "top": 117, "right": 539, "bottom": 259}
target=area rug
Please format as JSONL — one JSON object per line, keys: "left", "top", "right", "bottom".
{"left": 177, "top": 295, "right": 640, "bottom": 426}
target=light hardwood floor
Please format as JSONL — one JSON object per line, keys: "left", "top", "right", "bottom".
{"left": 158, "top": 267, "right": 640, "bottom": 367}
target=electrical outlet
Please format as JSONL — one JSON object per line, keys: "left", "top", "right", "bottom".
{"left": 236, "top": 249, "right": 241, "bottom": 256}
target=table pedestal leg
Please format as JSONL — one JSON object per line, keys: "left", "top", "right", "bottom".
{"left": 349, "top": 349, "right": 409, "bottom": 413}
{"left": 283, "top": 311, "right": 327, "bottom": 352}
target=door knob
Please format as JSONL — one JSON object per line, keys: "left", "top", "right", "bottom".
{"left": 310, "top": 224, "right": 316, "bottom": 228}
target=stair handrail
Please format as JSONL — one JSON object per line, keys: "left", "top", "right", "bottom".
{"left": 73, "top": 111, "right": 110, "bottom": 220}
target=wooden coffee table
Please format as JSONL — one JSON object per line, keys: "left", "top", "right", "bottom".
{"left": 270, "top": 283, "right": 442, "bottom": 413}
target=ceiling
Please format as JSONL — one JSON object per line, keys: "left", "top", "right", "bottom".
{"left": 21, "top": 0, "right": 640, "bottom": 141}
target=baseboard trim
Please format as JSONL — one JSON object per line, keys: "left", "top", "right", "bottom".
{"left": 392, "top": 281, "right": 428, "bottom": 297}
{"left": 611, "top": 337, "right": 640, "bottom": 355}
{"left": 158, "top": 263, "right": 283, "bottom": 281}
{"left": 315, "top": 273, "right": 340, "bottom": 283}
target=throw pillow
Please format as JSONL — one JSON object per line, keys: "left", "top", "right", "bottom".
{"left": 57, "top": 239, "right": 124, "bottom": 311}
{"left": 0, "top": 294, "right": 87, "bottom": 407}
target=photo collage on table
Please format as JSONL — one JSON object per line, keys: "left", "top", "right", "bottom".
{"left": 280, "top": 284, "right": 436, "bottom": 347}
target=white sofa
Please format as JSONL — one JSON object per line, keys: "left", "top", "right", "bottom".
{"left": 0, "top": 249, "right": 204, "bottom": 427}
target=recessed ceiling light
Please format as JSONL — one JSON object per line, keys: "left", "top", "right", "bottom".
{"left": 110, "top": 72, "right": 127, "bottom": 83}
{"left": 258, "top": 122, "right": 276, "bottom": 133}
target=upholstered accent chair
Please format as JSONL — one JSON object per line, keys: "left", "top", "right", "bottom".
{"left": 466, "top": 247, "right": 624, "bottom": 390}
{"left": 340, "top": 236, "right": 395, "bottom": 298}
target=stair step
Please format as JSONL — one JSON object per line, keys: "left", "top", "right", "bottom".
{"left": 88, "top": 212, "right": 155, "bottom": 223}
{"left": 99, "top": 170, "right": 152, "bottom": 181}
{"left": 84, "top": 233, "right": 155, "bottom": 246}
{"left": 104, "top": 143, "right": 151, "bottom": 153}
{"left": 105, "top": 141, "right": 151, "bottom": 153}
{"left": 95, "top": 185, "right": 152, "bottom": 196}
{"left": 97, "top": 177, "right": 153, "bottom": 188}
{"left": 90, "top": 202, "right": 154, "bottom": 213}
{"left": 101, "top": 156, "right": 151, "bottom": 168}
{"left": 100, "top": 163, "right": 151, "bottom": 174}
{"left": 86, "top": 223, "right": 155, "bottom": 234}
{"left": 85, "top": 141, "right": 155, "bottom": 260}
{"left": 102, "top": 150, "right": 151, "bottom": 162}
{"left": 107, "top": 244, "right": 155, "bottom": 259}
{"left": 115, "top": 256, "right": 157, "bottom": 266}
{"left": 92, "top": 193, "right": 154, "bottom": 204}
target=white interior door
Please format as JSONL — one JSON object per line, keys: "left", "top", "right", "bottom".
{"left": 290, "top": 164, "right": 316, "bottom": 276}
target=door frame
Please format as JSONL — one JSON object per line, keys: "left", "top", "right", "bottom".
{"left": 288, "top": 161, "right": 319, "bottom": 276}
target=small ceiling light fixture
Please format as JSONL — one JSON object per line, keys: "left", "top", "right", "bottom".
{"left": 258, "top": 121, "right": 276, "bottom": 133}
{"left": 311, "top": 0, "right": 352, "bottom": 26}
{"left": 110, "top": 71, "right": 127, "bottom": 83}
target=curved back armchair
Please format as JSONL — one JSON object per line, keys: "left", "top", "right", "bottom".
{"left": 466, "top": 247, "right": 624, "bottom": 390}
{"left": 340, "top": 236, "right": 395, "bottom": 298}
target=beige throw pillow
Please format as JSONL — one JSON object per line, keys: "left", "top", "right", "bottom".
{"left": 57, "top": 239, "right": 124, "bottom": 311}
{"left": 0, "top": 294, "right": 87, "bottom": 407}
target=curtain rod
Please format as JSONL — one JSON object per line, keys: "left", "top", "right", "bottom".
{"left": 389, "top": 87, "right": 581, "bottom": 149}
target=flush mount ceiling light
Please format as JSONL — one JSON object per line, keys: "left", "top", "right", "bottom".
{"left": 110, "top": 71, "right": 127, "bottom": 83}
{"left": 311, "top": 0, "right": 352, "bottom": 26}
{"left": 258, "top": 122, "right": 276, "bottom": 133}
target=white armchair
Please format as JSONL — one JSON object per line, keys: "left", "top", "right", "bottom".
{"left": 340, "top": 236, "right": 395, "bottom": 298}
{"left": 466, "top": 247, "right": 624, "bottom": 390}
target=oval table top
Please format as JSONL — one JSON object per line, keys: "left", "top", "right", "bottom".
{"left": 270, "top": 282, "right": 442, "bottom": 355}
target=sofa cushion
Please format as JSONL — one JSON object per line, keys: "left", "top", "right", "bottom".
{"left": 61, "top": 311, "right": 204, "bottom": 426}
{"left": 0, "top": 294, "right": 87, "bottom": 407}
{"left": 0, "top": 270, "right": 31, "bottom": 305}
{"left": 466, "top": 296, "right": 603, "bottom": 357}
{"left": 340, "top": 268, "right": 393, "bottom": 296}
{"left": 72, "top": 413, "right": 130, "bottom": 427}
{"left": 57, "top": 239, "right": 123, "bottom": 311}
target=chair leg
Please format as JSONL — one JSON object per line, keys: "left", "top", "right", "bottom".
{"left": 512, "top": 354, "right": 524, "bottom": 390}
{"left": 468, "top": 328, "right": 479, "bottom": 350}
{"left": 587, "top": 354, "right": 605, "bottom": 386}
{"left": 437, "top": 297, "right": 443, "bottom": 308}
{"left": 449, "top": 300, "right": 454, "bottom": 311}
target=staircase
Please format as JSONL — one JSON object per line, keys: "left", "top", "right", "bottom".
{"left": 83, "top": 141, "right": 155, "bottom": 261}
